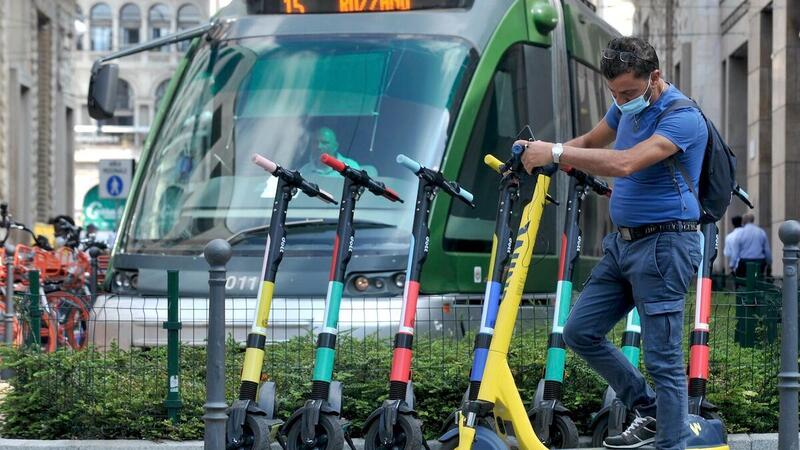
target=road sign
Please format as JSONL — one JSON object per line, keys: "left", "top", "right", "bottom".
{"left": 99, "top": 159, "right": 134, "bottom": 199}
{"left": 82, "top": 185, "right": 124, "bottom": 231}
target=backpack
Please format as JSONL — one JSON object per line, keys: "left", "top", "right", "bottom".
{"left": 612, "top": 98, "right": 740, "bottom": 224}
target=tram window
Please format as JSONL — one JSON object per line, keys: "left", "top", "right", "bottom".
{"left": 571, "top": 60, "right": 614, "bottom": 257}
{"left": 444, "top": 44, "right": 557, "bottom": 254}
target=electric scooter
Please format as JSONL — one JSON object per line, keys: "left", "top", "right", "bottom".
{"left": 438, "top": 148, "right": 524, "bottom": 449}
{"left": 226, "top": 154, "right": 337, "bottom": 450}
{"left": 282, "top": 153, "right": 403, "bottom": 450}
{"left": 528, "top": 168, "right": 611, "bottom": 448}
{"left": 362, "top": 154, "right": 474, "bottom": 450}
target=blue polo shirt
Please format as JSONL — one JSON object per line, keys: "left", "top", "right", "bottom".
{"left": 604, "top": 85, "right": 707, "bottom": 227}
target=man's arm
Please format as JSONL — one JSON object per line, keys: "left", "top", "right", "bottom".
{"left": 762, "top": 229, "right": 772, "bottom": 265}
{"left": 520, "top": 133, "right": 680, "bottom": 177}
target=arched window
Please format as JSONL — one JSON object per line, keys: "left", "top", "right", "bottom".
{"left": 74, "top": 5, "right": 86, "bottom": 51}
{"left": 176, "top": 4, "right": 201, "bottom": 51}
{"left": 89, "top": 3, "right": 112, "bottom": 51}
{"left": 149, "top": 4, "right": 171, "bottom": 51}
{"left": 154, "top": 79, "right": 170, "bottom": 114}
{"left": 119, "top": 4, "right": 141, "bottom": 49}
{"left": 103, "top": 79, "right": 135, "bottom": 126}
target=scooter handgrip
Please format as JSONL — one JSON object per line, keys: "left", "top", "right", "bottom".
{"left": 396, "top": 154, "right": 422, "bottom": 174}
{"left": 382, "top": 186, "right": 403, "bottom": 203}
{"left": 454, "top": 185, "right": 474, "bottom": 204}
{"left": 320, "top": 153, "right": 346, "bottom": 172}
{"left": 484, "top": 154, "right": 504, "bottom": 173}
{"left": 511, "top": 143, "right": 525, "bottom": 156}
{"left": 252, "top": 154, "right": 278, "bottom": 173}
{"left": 589, "top": 177, "right": 612, "bottom": 197}
{"left": 317, "top": 188, "right": 337, "bottom": 204}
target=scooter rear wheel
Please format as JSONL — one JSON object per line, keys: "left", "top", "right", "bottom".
{"left": 286, "top": 413, "right": 344, "bottom": 450}
{"left": 364, "top": 412, "right": 423, "bottom": 450}
{"left": 439, "top": 424, "right": 507, "bottom": 450}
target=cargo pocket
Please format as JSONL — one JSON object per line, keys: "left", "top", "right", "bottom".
{"left": 642, "top": 299, "right": 684, "bottom": 349}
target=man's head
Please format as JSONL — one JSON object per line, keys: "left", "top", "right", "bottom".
{"left": 313, "top": 127, "right": 339, "bottom": 162}
{"left": 601, "top": 37, "right": 661, "bottom": 107}
{"left": 742, "top": 213, "right": 755, "bottom": 225}
{"left": 731, "top": 215, "right": 743, "bottom": 228}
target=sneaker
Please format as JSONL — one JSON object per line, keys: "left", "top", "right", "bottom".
{"left": 603, "top": 415, "right": 657, "bottom": 448}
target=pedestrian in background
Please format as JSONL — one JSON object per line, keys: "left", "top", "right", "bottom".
{"left": 723, "top": 215, "right": 743, "bottom": 273}
{"left": 730, "top": 213, "right": 771, "bottom": 277}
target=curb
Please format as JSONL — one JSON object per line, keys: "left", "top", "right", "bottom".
{"left": 0, "top": 434, "right": 791, "bottom": 449}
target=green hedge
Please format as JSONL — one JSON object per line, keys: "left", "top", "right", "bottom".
{"left": 0, "top": 323, "right": 779, "bottom": 440}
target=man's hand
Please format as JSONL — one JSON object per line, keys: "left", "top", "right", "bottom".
{"left": 515, "top": 139, "right": 553, "bottom": 174}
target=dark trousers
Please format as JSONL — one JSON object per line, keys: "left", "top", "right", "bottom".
{"left": 734, "top": 258, "right": 766, "bottom": 278}
{"left": 563, "top": 231, "right": 701, "bottom": 450}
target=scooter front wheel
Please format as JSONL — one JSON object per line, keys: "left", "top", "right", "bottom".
{"left": 364, "top": 412, "right": 423, "bottom": 450}
{"left": 439, "top": 424, "right": 507, "bottom": 450}
{"left": 286, "top": 413, "right": 344, "bottom": 450}
{"left": 227, "top": 414, "right": 271, "bottom": 450}
{"left": 531, "top": 412, "right": 578, "bottom": 449}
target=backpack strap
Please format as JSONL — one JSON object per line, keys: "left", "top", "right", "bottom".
{"left": 659, "top": 98, "right": 704, "bottom": 213}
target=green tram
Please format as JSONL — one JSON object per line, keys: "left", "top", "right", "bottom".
{"left": 90, "top": 0, "right": 618, "bottom": 347}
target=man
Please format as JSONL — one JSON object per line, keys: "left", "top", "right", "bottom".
{"left": 518, "top": 37, "right": 705, "bottom": 450}
{"left": 730, "top": 213, "right": 771, "bottom": 277}
{"left": 300, "top": 127, "right": 361, "bottom": 176}
{"left": 723, "top": 215, "right": 743, "bottom": 273}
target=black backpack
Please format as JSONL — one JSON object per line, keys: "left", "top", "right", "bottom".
{"left": 613, "top": 98, "right": 740, "bottom": 224}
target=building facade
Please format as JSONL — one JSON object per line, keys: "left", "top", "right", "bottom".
{"left": 72, "top": 0, "right": 208, "bottom": 222}
{"left": 634, "top": 0, "right": 800, "bottom": 273}
{"left": 0, "top": 0, "right": 78, "bottom": 227}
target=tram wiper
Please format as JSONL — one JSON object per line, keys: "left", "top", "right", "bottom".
{"left": 226, "top": 218, "right": 394, "bottom": 245}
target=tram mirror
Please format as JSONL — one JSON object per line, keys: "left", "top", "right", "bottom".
{"left": 531, "top": 2, "right": 558, "bottom": 35}
{"left": 88, "top": 63, "right": 119, "bottom": 120}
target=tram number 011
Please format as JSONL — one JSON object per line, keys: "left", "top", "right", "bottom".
{"left": 226, "top": 275, "right": 259, "bottom": 291}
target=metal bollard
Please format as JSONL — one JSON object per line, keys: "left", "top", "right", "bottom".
{"left": 28, "top": 270, "right": 41, "bottom": 349}
{"left": 778, "top": 220, "right": 800, "bottom": 450}
{"left": 203, "top": 239, "right": 232, "bottom": 450}
{"left": 163, "top": 270, "right": 182, "bottom": 423}
{"left": 4, "top": 245, "right": 15, "bottom": 344}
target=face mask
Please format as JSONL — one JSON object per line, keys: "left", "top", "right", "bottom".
{"left": 55, "top": 236, "right": 66, "bottom": 248}
{"left": 614, "top": 77, "right": 653, "bottom": 115}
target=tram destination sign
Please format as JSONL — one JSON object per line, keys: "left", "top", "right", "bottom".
{"left": 248, "top": 0, "right": 474, "bottom": 14}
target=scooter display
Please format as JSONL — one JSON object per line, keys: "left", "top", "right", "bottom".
{"left": 528, "top": 167, "right": 611, "bottom": 448}
{"left": 282, "top": 153, "right": 403, "bottom": 450}
{"left": 362, "top": 154, "right": 474, "bottom": 450}
{"left": 226, "top": 154, "right": 337, "bottom": 450}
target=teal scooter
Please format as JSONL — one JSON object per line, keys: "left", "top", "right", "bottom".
{"left": 528, "top": 167, "right": 611, "bottom": 448}
{"left": 282, "top": 153, "right": 403, "bottom": 450}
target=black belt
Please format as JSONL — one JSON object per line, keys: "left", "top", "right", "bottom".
{"left": 618, "top": 220, "right": 699, "bottom": 241}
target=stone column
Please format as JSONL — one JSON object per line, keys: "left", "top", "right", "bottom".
{"left": 770, "top": 0, "right": 800, "bottom": 274}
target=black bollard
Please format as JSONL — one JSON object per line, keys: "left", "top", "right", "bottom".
{"left": 4, "top": 244, "right": 14, "bottom": 345}
{"left": 778, "top": 220, "right": 800, "bottom": 450}
{"left": 203, "top": 239, "right": 232, "bottom": 450}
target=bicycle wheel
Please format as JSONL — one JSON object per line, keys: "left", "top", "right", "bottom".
{"left": 47, "top": 291, "right": 89, "bottom": 350}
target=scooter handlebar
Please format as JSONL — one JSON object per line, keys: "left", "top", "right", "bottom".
{"left": 397, "top": 154, "right": 474, "bottom": 205}
{"left": 734, "top": 185, "right": 754, "bottom": 209}
{"left": 484, "top": 154, "right": 504, "bottom": 174}
{"left": 251, "top": 153, "right": 278, "bottom": 173}
{"left": 321, "top": 153, "right": 403, "bottom": 203}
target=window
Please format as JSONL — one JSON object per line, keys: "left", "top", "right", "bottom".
{"left": 177, "top": 4, "right": 201, "bottom": 51}
{"left": 89, "top": 3, "right": 112, "bottom": 51}
{"left": 101, "top": 79, "right": 134, "bottom": 126}
{"left": 74, "top": 5, "right": 86, "bottom": 51}
{"left": 571, "top": 60, "right": 613, "bottom": 256}
{"left": 154, "top": 79, "right": 170, "bottom": 115}
{"left": 119, "top": 4, "right": 141, "bottom": 49}
{"left": 444, "top": 44, "right": 557, "bottom": 254}
{"left": 149, "top": 4, "right": 171, "bottom": 51}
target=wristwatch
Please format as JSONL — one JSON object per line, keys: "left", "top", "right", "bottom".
{"left": 551, "top": 143, "right": 564, "bottom": 163}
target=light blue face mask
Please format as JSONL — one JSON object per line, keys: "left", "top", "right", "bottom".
{"left": 614, "top": 77, "right": 653, "bottom": 115}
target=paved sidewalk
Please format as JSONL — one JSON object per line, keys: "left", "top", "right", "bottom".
{"left": 0, "top": 434, "right": 790, "bottom": 450}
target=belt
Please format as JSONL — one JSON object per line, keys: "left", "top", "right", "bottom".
{"left": 618, "top": 220, "right": 699, "bottom": 241}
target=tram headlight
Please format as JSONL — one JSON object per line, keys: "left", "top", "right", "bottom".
{"left": 112, "top": 269, "right": 138, "bottom": 292}
{"left": 353, "top": 275, "right": 369, "bottom": 292}
{"left": 393, "top": 273, "right": 406, "bottom": 288}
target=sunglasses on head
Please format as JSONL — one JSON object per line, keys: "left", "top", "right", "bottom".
{"left": 601, "top": 48, "right": 657, "bottom": 66}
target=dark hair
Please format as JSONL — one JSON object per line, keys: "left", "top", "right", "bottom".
{"left": 601, "top": 36, "right": 659, "bottom": 80}
{"left": 731, "top": 215, "right": 743, "bottom": 228}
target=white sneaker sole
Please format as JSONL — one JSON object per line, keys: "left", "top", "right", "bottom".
{"left": 603, "top": 436, "right": 656, "bottom": 448}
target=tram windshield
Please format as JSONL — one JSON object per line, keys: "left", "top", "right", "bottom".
{"left": 122, "top": 35, "right": 474, "bottom": 254}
